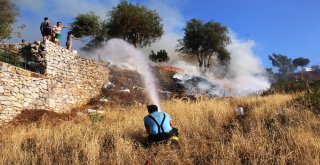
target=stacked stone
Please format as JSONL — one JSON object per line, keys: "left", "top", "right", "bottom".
{"left": 0, "top": 61, "right": 49, "bottom": 122}
{"left": 25, "top": 41, "right": 47, "bottom": 74}
{"left": 0, "top": 41, "right": 109, "bottom": 123}
{"left": 44, "top": 42, "right": 109, "bottom": 111}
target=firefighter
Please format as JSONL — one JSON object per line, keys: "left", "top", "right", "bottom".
{"left": 144, "top": 105, "right": 179, "bottom": 145}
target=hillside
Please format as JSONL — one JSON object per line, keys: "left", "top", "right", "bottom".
{"left": 79, "top": 66, "right": 184, "bottom": 110}
{"left": 0, "top": 94, "right": 320, "bottom": 164}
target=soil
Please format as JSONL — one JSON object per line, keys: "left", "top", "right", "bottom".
{"left": 10, "top": 109, "right": 75, "bottom": 126}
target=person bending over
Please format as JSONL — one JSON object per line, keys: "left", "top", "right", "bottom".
{"left": 144, "top": 105, "right": 179, "bottom": 144}
{"left": 66, "top": 31, "right": 79, "bottom": 50}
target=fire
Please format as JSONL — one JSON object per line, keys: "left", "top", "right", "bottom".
{"left": 209, "top": 78, "right": 231, "bottom": 89}
{"left": 158, "top": 66, "right": 184, "bottom": 73}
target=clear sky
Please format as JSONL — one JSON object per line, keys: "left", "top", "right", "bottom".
{"left": 9, "top": 0, "right": 320, "bottom": 68}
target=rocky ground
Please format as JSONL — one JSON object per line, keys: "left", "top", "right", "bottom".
{"left": 10, "top": 66, "right": 184, "bottom": 125}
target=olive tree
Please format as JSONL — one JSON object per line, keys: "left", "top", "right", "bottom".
{"left": 149, "top": 50, "right": 169, "bottom": 63}
{"left": 177, "top": 19, "right": 231, "bottom": 68}
{"left": 70, "top": 12, "right": 108, "bottom": 51}
{"left": 0, "top": 0, "right": 19, "bottom": 41}
{"left": 107, "top": 0, "right": 163, "bottom": 48}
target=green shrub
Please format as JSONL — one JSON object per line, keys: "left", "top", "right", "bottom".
{"left": 0, "top": 51, "right": 22, "bottom": 67}
{"left": 295, "top": 92, "right": 320, "bottom": 114}
{"left": 268, "top": 80, "right": 307, "bottom": 94}
{"left": 88, "top": 113, "right": 104, "bottom": 123}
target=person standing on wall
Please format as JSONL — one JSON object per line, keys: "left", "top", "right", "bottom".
{"left": 40, "top": 17, "right": 52, "bottom": 42}
{"left": 52, "top": 22, "right": 72, "bottom": 45}
{"left": 66, "top": 31, "right": 79, "bottom": 50}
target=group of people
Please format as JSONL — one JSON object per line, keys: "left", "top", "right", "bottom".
{"left": 40, "top": 17, "right": 78, "bottom": 50}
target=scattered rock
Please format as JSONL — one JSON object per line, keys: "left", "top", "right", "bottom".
{"left": 87, "top": 109, "right": 97, "bottom": 113}
{"left": 160, "top": 90, "right": 172, "bottom": 98}
{"left": 235, "top": 106, "right": 245, "bottom": 117}
{"left": 99, "top": 98, "right": 109, "bottom": 103}
{"left": 103, "top": 82, "right": 115, "bottom": 89}
{"left": 120, "top": 89, "right": 130, "bottom": 93}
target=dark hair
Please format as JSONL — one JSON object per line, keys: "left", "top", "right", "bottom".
{"left": 147, "top": 105, "right": 158, "bottom": 114}
{"left": 44, "top": 17, "right": 48, "bottom": 20}
{"left": 57, "top": 22, "right": 61, "bottom": 25}
{"left": 67, "top": 31, "right": 72, "bottom": 35}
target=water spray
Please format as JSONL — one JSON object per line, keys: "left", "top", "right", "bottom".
{"left": 93, "top": 39, "right": 161, "bottom": 110}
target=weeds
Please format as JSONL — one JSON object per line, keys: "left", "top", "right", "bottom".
{"left": 0, "top": 94, "right": 319, "bottom": 164}
{"left": 88, "top": 113, "right": 104, "bottom": 123}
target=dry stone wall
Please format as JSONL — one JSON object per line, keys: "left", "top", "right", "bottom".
{"left": 0, "top": 41, "right": 109, "bottom": 122}
{"left": 0, "top": 62, "right": 49, "bottom": 122}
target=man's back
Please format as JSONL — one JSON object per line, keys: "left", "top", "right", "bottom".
{"left": 144, "top": 111, "right": 172, "bottom": 135}
{"left": 40, "top": 21, "right": 50, "bottom": 30}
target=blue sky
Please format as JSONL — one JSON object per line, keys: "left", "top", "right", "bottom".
{"left": 9, "top": 0, "right": 320, "bottom": 68}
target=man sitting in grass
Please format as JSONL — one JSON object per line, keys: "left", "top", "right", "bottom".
{"left": 144, "top": 105, "right": 179, "bottom": 144}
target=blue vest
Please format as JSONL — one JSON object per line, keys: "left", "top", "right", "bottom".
{"left": 144, "top": 112, "right": 173, "bottom": 135}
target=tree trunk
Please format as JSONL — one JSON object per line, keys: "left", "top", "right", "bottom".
{"left": 197, "top": 52, "right": 203, "bottom": 68}
{"left": 205, "top": 52, "right": 213, "bottom": 68}
{"left": 200, "top": 52, "right": 204, "bottom": 68}
{"left": 133, "top": 42, "right": 138, "bottom": 48}
{"left": 132, "top": 32, "right": 140, "bottom": 48}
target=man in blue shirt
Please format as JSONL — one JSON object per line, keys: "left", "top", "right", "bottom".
{"left": 144, "top": 105, "right": 179, "bottom": 144}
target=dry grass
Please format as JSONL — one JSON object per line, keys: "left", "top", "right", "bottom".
{"left": 0, "top": 94, "right": 320, "bottom": 164}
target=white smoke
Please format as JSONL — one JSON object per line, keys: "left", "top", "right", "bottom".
{"left": 226, "top": 34, "right": 270, "bottom": 95}
{"left": 172, "top": 33, "right": 270, "bottom": 97}
{"left": 91, "top": 39, "right": 161, "bottom": 109}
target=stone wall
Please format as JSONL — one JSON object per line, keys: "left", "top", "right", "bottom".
{"left": 0, "top": 41, "right": 109, "bottom": 122}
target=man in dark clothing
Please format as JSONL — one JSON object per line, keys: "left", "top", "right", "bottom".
{"left": 40, "top": 17, "right": 52, "bottom": 42}
{"left": 144, "top": 105, "right": 179, "bottom": 144}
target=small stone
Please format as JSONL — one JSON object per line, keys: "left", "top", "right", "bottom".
{"left": 23, "top": 102, "right": 29, "bottom": 107}
{"left": 1, "top": 101, "right": 11, "bottom": 105}
{"left": 0, "top": 116, "right": 8, "bottom": 120}
{"left": 7, "top": 65, "right": 16, "bottom": 73}
{"left": 12, "top": 102, "right": 23, "bottom": 108}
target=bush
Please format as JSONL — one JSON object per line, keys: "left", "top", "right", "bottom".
{"left": 271, "top": 80, "right": 307, "bottom": 93}
{"left": 0, "top": 51, "right": 22, "bottom": 67}
{"left": 295, "top": 92, "right": 320, "bottom": 114}
{"left": 262, "top": 79, "right": 320, "bottom": 95}
{"left": 88, "top": 113, "right": 104, "bottom": 123}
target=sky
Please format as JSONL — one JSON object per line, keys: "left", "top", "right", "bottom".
{"left": 8, "top": 0, "right": 320, "bottom": 68}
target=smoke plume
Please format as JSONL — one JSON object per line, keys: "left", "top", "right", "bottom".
{"left": 172, "top": 34, "right": 270, "bottom": 97}
{"left": 91, "top": 39, "right": 161, "bottom": 109}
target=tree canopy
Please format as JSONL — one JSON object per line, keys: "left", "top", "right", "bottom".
{"left": 292, "top": 57, "right": 310, "bottom": 70}
{"left": 71, "top": 1, "right": 163, "bottom": 50}
{"left": 70, "top": 12, "right": 108, "bottom": 51}
{"left": 149, "top": 50, "right": 169, "bottom": 63}
{"left": 106, "top": 0, "right": 164, "bottom": 48}
{"left": 177, "top": 19, "right": 231, "bottom": 68}
{"left": 71, "top": 12, "right": 102, "bottom": 38}
{"left": 268, "top": 53, "right": 295, "bottom": 75}
{"left": 0, "top": 0, "right": 19, "bottom": 41}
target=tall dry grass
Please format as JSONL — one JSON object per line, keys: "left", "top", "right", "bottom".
{"left": 0, "top": 94, "right": 320, "bottom": 164}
